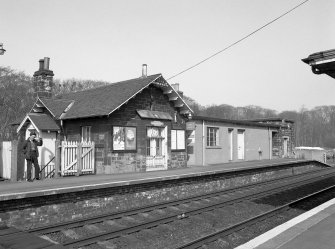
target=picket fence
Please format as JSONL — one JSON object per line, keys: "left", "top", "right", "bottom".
{"left": 61, "top": 141, "right": 95, "bottom": 176}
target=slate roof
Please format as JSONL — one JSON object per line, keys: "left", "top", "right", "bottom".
{"left": 243, "top": 117, "right": 295, "bottom": 124}
{"left": 192, "top": 116, "right": 282, "bottom": 128}
{"left": 39, "top": 98, "right": 74, "bottom": 118}
{"left": 51, "top": 74, "right": 162, "bottom": 120}
{"left": 28, "top": 113, "right": 60, "bottom": 131}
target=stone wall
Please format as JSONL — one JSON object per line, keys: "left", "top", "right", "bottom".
{"left": 0, "top": 162, "right": 324, "bottom": 230}
{"left": 272, "top": 124, "right": 295, "bottom": 158}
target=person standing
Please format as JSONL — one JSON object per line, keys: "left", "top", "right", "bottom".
{"left": 22, "top": 131, "right": 43, "bottom": 182}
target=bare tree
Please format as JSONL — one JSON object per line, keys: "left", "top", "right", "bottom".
{"left": 0, "top": 66, "right": 34, "bottom": 140}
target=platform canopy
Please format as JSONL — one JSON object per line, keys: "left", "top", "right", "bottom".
{"left": 302, "top": 49, "right": 335, "bottom": 79}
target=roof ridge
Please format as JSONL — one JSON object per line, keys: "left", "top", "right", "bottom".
{"left": 43, "top": 98, "right": 74, "bottom": 103}
{"left": 55, "top": 73, "right": 161, "bottom": 98}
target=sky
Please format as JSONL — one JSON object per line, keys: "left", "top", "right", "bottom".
{"left": 1, "top": 0, "right": 335, "bottom": 112}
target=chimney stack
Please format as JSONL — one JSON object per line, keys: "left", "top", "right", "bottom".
{"left": 142, "top": 64, "right": 147, "bottom": 78}
{"left": 33, "top": 57, "right": 54, "bottom": 99}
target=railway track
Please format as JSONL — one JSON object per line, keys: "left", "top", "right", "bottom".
{"left": 28, "top": 167, "right": 335, "bottom": 249}
{"left": 177, "top": 184, "right": 335, "bottom": 249}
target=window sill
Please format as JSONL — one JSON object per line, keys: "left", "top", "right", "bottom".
{"left": 172, "top": 149, "right": 186, "bottom": 152}
{"left": 112, "top": 150, "right": 137, "bottom": 153}
{"left": 206, "top": 146, "right": 222, "bottom": 149}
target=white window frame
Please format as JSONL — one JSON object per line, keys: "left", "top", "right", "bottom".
{"left": 81, "top": 126, "right": 91, "bottom": 142}
{"left": 171, "top": 129, "right": 185, "bottom": 150}
{"left": 207, "top": 127, "right": 219, "bottom": 147}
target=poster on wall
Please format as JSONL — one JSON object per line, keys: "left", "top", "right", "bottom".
{"left": 113, "top": 127, "right": 125, "bottom": 150}
{"left": 113, "top": 126, "right": 136, "bottom": 150}
{"left": 125, "top": 127, "right": 136, "bottom": 150}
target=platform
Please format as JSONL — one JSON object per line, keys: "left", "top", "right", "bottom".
{"left": 0, "top": 159, "right": 310, "bottom": 201}
{"left": 236, "top": 189, "right": 335, "bottom": 249}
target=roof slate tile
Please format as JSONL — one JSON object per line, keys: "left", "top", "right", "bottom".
{"left": 47, "top": 74, "right": 161, "bottom": 120}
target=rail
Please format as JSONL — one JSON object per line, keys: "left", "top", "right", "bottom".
{"left": 176, "top": 184, "right": 335, "bottom": 249}
{"left": 28, "top": 167, "right": 335, "bottom": 248}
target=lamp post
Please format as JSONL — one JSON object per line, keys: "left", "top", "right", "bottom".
{"left": 0, "top": 43, "right": 6, "bottom": 55}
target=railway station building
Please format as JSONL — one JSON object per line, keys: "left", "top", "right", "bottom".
{"left": 14, "top": 58, "right": 295, "bottom": 179}
{"left": 16, "top": 59, "right": 193, "bottom": 176}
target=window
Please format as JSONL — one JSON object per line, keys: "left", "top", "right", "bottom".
{"left": 207, "top": 127, "right": 219, "bottom": 146}
{"left": 81, "top": 126, "right": 91, "bottom": 142}
{"left": 113, "top": 126, "right": 136, "bottom": 151}
{"left": 171, "top": 129, "right": 185, "bottom": 150}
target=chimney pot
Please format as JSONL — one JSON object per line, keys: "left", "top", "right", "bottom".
{"left": 44, "top": 57, "right": 50, "bottom": 70}
{"left": 142, "top": 64, "right": 147, "bottom": 78}
{"left": 39, "top": 59, "right": 44, "bottom": 70}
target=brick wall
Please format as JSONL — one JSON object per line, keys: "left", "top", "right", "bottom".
{"left": 63, "top": 85, "right": 187, "bottom": 174}
{"left": 33, "top": 74, "right": 53, "bottom": 99}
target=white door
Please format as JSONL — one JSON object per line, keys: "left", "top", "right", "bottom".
{"left": 146, "top": 126, "right": 167, "bottom": 171}
{"left": 228, "top": 129, "right": 233, "bottom": 160}
{"left": 237, "top": 130, "right": 245, "bottom": 160}
{"left": 283, "top": 137, "right": 288, "bottom": 157}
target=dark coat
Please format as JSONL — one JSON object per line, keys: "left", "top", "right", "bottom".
{"left": 22, "top": 138, "right": 43, "bottom": 160}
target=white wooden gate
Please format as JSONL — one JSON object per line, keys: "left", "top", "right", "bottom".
{"left": 61, "top": 141, "right": 95, "bottom": 176}
{"left": 0, "top": 141, "right": 12, "bottom": 179}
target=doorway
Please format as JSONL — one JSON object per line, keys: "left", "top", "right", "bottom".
{"left": 283, "top": 137, "right": 289, "bottom": 157}
{"left": 228, "top": 129, "right": 233, "bottom": 161}
{"left": 146, "top": 126, "right": 167, "bottom": 171}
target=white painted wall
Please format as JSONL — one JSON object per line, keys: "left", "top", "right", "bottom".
{"left": 0, "top": 141, "right": 12, "bottom": 179}
{"left": 25, "top": 124, "right": 57, "bottom": 178}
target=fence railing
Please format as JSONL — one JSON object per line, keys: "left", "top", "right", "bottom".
{"left": 37, "top": 156, "right": 56, "bottom": 180}
{"left": 1, "top": 140, "right": 96, "bottom": 181}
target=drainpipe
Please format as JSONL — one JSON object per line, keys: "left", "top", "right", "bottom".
{"left": 268, "top": 127, "right": 271, "bottom": 160}
{"left": 202, "top": 120, "right": 205, "bottom": 166}
{"left": 60, "top": 119, "right": 65, "bottom": 140}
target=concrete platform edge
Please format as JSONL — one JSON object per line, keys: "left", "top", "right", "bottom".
{"left": 0, "top": 159, "right": 319, "bottom": 201}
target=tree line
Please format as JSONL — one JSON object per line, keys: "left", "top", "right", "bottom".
{"left": 0, "top": 66, "right": 108, "bottom": 140}
{"left": 1, "top": 66, "right": 335, "bottom": 148}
